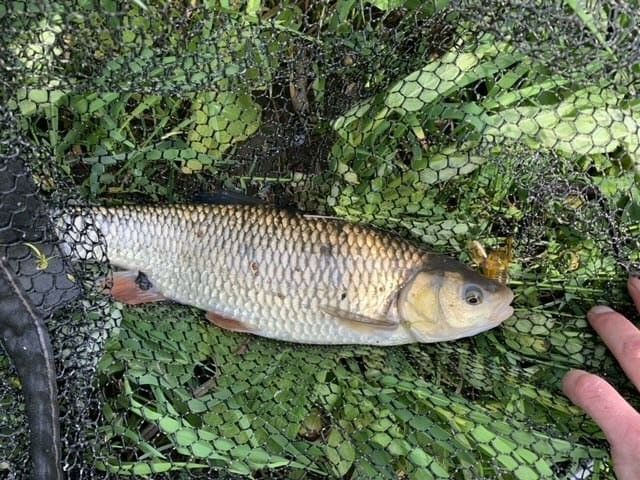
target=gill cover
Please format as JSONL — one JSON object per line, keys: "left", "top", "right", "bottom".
{"left": 397, "top": 270, "right": 442, "bottom": 329}
{"left": 397, "top": 256, "right": 513, "bottom": 341}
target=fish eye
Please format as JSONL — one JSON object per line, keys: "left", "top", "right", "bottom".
{"left": 464, "top": 286, "right": 483, "bottom": 306}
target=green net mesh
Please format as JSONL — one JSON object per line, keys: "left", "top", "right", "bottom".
{"left": 1, "top": 0, "right": 639, "bottom": 478}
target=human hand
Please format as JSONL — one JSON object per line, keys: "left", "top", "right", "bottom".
{"left": 562, "top": 276, "right": 640, "bottom": 480}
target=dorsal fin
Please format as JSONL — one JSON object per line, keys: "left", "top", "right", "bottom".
{"left": 192, "top": 191, "right": 264, "bottom": 206}
{"left": 192, "top": 190, "right": 305, "bottom": 214}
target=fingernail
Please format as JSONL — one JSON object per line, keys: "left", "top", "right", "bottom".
{"left": 588, "top": 305, "right": 614, "bottom": 317}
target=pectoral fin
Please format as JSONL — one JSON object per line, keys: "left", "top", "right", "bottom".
{"left": 320, "top": 306, "right": 398, "bottom": 331}
{"left": 206, "top": 311, "right": 256, "bottom": 334}
{"left": 109, "top": 271, "right": 167, "bottom": 304}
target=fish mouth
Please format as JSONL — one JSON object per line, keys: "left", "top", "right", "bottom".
{"left": 493, "top": 304, "right": 514, "bottom": 324}
{"left": 492, "top": 290, "right": 515, "bottom": 324}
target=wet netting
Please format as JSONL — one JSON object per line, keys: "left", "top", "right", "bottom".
{"left": 1, "top": 0, "right": 639, "bottom": 478}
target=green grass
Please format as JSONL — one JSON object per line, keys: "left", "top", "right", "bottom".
{"left": 95, "top": 306, "right": 611, "bottom": 478}
{"left": 6, "top": 0, "right": 640, "bottom": 478}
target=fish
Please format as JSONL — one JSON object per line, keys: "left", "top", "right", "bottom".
{"left": 54, "top": 204, "right": 514, "bottom": 346}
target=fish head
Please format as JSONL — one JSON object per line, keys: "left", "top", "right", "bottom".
{"left": 397, "top": 255, "right": 514, "bottom": 342}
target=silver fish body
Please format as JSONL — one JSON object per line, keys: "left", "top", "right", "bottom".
{"left": 57, "top": 204, "right": 514, "bottom": 345}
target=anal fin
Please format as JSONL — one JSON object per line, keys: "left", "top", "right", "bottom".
{"left": 109, "top": 270, "right": 166, "bottom": 305}
{"left": 206, "top": 311, "right": 255, "bottom": 334}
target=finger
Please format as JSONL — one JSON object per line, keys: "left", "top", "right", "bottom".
{"left": 629, "top": 276, "right": 640, "bottom": 313}
{"left": 612, "top": 442, "right": 640, "bottom": 480}
{"left": 562, "top": 370, "right": 640, "bottom": 453}
{"left": 587, "top": 305, "right": 640, "bottom": 391}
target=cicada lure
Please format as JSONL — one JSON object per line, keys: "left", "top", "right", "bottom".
{"left": 470, "top": 238, "right": 514, "bottom": 285}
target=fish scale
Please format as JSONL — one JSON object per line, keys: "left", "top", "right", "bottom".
{"left": 89, "top": 204, "right": 427, "bottom": 345}
{"left": 56, "top": 203, "right": 514, "bottom": 345}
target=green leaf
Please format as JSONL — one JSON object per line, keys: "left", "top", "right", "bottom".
{"left": 332, "top": 36, "right": 521, "bottom": 147}
{"left": 564, "top": 0, "right": 615, "bottom": 57}
{"left": 514, "top": 465, "right": 540, "bottom": 480}
{"left": 159, "top": 417, "right": 180, "bottom": 434}
{"left": 188, "top": 89, "right": 261, "bottom": 158}
{"left": 465, "top": 103, "right": 640, "bottom": 157}
{"left": 338, "top": 441, "right": 356, "bottom": 463}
